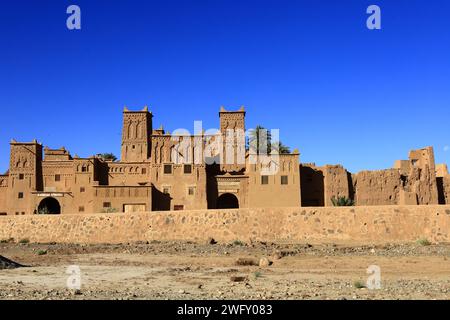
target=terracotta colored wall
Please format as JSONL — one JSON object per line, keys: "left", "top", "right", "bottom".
{"left": 353, "top": 170, "right": 402, "bottom": 205}
{"left": 0, "top": 206, "right": 448, "bottom": 244}
{"left": 323, "top": 165, "right": 351, "bottom": 206}
{"left": 247, "top": 154, "right": 301, "bottom": 208}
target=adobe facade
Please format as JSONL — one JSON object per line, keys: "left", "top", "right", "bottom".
{"left": 0, "top": 106, "right": 449, "bottom": 216}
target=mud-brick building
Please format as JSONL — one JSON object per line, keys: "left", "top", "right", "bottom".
{"left": 0, "top": 106, "right": 449, "bottom": 215}
{"left": 0, "top": 107, "right": 301, "bottom": 215}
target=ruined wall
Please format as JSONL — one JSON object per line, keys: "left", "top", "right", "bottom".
{"left": 323, "top": 165, "right": 351, "bottom": 206}
{"left": 353, "top": 169, "right": 402, "bottom": 206}
{"left": 405, "top": 167, "right": 439, "bottom": 205}
{"left": 0, "top": 206, "right": 448, "bottom": 244}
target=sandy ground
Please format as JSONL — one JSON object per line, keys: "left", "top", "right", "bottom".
{"left": 0, "top": 241, "right": 449, "bottom": 300}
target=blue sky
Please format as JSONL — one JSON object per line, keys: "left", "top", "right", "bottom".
{"left": 0, "top": 0, "right": 449, "bottom": 173}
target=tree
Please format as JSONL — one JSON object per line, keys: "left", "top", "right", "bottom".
{"left": 247, "top": 125, "right": 271, "bottom": 154}
{"left": 272, "top": 141, "right": 291, "bottom": 154}
{"left": 99, "top": 153, "right": 117, "bottom": 162}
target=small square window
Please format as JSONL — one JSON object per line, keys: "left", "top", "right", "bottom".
{"left": 142, "top": 168, "right": 147, "bottom": 174}
{"left": 184, "top": 164, "right": 192, "bottom": 174}
{"left": 79, "top": 206, "right": 85, "bottom": 212}
{"left": 261, "top": 175, "right": 269, "bottom": 185}
{"left": 18, "top": 192, "right": 24, "bottom": 199}
{"left": 81, "top": 166, "right": 87, "bottom": 172}
{"left": 80, "top": 187, "right": 85, "bottom": 193}
{"left": 188, "top": 187, "right": 195, "bottom": 196}
{"left": 19, "top": 174, "right": 24, "bottom": 180}
{"left": 164, "top": 164, "right": 172, "bottom": 174}
{"left": 281, "top": 176, "right": 288, "bottom": 185}
{"left": 55, "top": 174, "right": 61, "bottom": 182}
{"left": 103, "top": 202, "right": 111, "bottom": 208}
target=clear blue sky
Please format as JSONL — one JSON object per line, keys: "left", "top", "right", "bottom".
{"left": 1, "top": 0, "right": 449, "bottom": 173}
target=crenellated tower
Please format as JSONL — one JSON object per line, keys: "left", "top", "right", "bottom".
{"left": 219, "top": 106, "right": 246, "bottom": 173}
{"left": 121, "top": 106, "right": 153, "bottom": 162}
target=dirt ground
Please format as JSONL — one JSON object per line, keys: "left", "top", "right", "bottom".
{"left": 0, "top": 240, "right": 449, "bottom": 300}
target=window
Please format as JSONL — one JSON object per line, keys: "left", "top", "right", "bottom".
{"left": 184, "top": 164, "right": 192, "bottom": 174}
{"left": 281, "top": 176, "right": 288, "bottom": 185}
{"left": 188, "top": 187, "right": 195, "bottom": 196}
{"left": 164, "top": 164, "right": 172, "bottom": 174}
{"left": 103, "top": 202, "right": 111, "bottom": 208}
{"left": 18, "top": 192, "right": 24, "bottom": 199}
{"left": 261, "top": 175, "right": 269, "bottom": 185}
{"left": 55, "top": 174, "right": 61, "bottom": 182}
{"left": 19, "top": 173, "right": 24, "bottom": 180}
{"left": 174, "top": 205, "right": 184, "bottom": 211}
{"left": 142, "top": 168, "right": 147, "bottom": 174}
{"left": 163, "top": 187, "right": 170, "bottom": 194}
{"left": 80, "top": 187, "right": 85, "bottom": 193}
{"left": 79, "top": 206, "right": 85, "bottom": 212}
{"left": 132, "top": 145, "right": 136, "bottom": 149}
{"left": 81, "top": 166, "right": 87, "bottom": 172}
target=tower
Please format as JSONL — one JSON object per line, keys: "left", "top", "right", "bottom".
{"left": 219, "top": 106, "right": 246, "bottom": 173}
{"left": 7, "top": 140, "right": 43, "bottom": 214}
{"left": 121, "top": 106, "right": 153, "bottom": 162}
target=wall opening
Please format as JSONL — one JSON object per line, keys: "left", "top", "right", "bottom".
{"left": 38, "top": 197, "right": 61, "bottom": 214}
{"left": 217, "top": 193, "right": 239, "bottom": 209}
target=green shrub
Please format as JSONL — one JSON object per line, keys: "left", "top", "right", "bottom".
{"left": 416, "top": 238, "right": 431, "bottom": 246}
{"left": 331, "top": 196, "right": 355, "bottom": 206}
{"left": 37, "top": 250, "right": 47, "bottom": 256}
{"left": 19, "top": 238, "right": 30, "bottom": 244}
{"left": 232, "top": 240, "right": 245, "bottom": 246}
{"left": 353, "top": 280, "right": 366, "bottom": 289}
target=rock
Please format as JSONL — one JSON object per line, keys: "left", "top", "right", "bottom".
{"left": 207, "top": 237, "right": 217, "bottom": 245}
{"left": 272, "top": 251, "right": 282, "bottom": 260}
{"left": 235, "top": 258, "right": 258, "bottom": 266}
{"left": 0, "top": 255, "right": 26, "bottom": 270}
{"left": 178, "top": 289, "right": 185, "bottom": 294}
{"left": 230, "top": 276, "right": 248, "bottom": 282}
{"left": 259, "top": 257, "right": 272, "bottom": 267}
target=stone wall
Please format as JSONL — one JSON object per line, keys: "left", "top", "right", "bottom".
{"left": 0, "top": 206, "right": 449, "bottom": 244}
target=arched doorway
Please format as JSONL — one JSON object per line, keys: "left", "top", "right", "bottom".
{"left": 217, "top": 193, "right": 239, "bottom": 209}
{"left": 38, "top": 197, "right": 61, "bottom": 214}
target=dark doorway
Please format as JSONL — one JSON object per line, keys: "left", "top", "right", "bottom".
{"left": 437, "top": 177, "right": 446, "bottom": 204}
{"left": 151, "top": 186, "right": 171, "bottom": 211}
{"left": 217, "top": 193, "right": 239, "bottom": 209}
{"left": 38, "top": 197, "right": 61, "bottom": 214}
